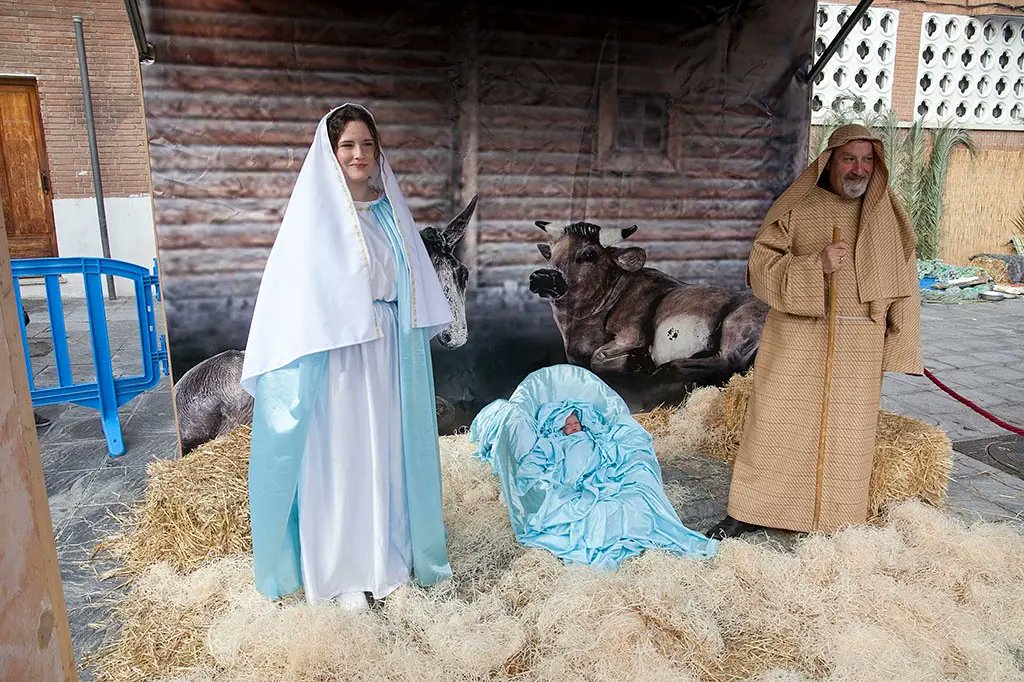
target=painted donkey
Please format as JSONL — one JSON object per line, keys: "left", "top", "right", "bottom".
{"left": 174, "top": 196, "right": 478, "bottom": 453}
{"left": 529, "top": 220, "right": 768, "bottom": 384}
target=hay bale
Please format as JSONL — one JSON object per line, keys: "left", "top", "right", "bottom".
{"left": 90, "top": 389, "right": 966, "bottom": 681}
{"left": 721, "top": 371, "right": 753, "bottom": 434}
{"left": 651, "top": 386, "right": 733, "bottom": 468}
{"left": 632, "top": 405, "right": 675, "bottom": 437}
{"left": 655, "top": 372, "right": 952, "bottom": 518}
{"left": 89, "top": 495, "right": 1024, "bottom": 682}
{"left": 100, "top": 426, "right": 253, "bottom": 577}
{"left": 869, "top": 411, "right": 952, "bottom": 516}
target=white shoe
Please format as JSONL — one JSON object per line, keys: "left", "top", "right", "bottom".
{"left": 335, "top": 592, "right": 369, "bottom": 612}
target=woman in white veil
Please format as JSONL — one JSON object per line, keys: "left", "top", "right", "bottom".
{"left": 241, "top": 104, "right": 453, "bottom": 610}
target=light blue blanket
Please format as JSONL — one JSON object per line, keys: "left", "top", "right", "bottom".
{"left": 470, "top": 365, "right": 718, "bottom": 570}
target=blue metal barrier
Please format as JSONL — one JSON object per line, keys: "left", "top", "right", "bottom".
{"left": 12, "top": 257, "right": 169, "bottom": 457}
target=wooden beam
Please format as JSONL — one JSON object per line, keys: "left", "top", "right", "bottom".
{"left": 0, "top": 207, "right": 76, "bottom": 680}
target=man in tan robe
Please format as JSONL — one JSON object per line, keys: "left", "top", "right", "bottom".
{"left": 707, "top": 124, "right": 923, "bottom": 538}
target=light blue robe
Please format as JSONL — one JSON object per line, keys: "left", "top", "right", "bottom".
{"left": 470, "top": 364, "right": 717, "bottom": 570}
{"left": 247, "top": 195, "right": 451, "bottom": 599}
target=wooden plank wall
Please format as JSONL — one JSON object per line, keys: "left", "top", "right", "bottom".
{"left": 141, "top": 0, "right": 812, "bottom": 370}
{"left": 472, "top": 3, "right": 810, "bottom": 291}
{"left": 142, "top": 0, "right": 456, "bottom": 364}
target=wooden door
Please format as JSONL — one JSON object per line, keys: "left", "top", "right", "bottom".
{"left": 0, "top": 79, "right": 57, "bottom": 259}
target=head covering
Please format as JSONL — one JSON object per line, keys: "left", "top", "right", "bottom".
{"left": 240, "top": 104, "right": 452, "bottom": 395}
{"left": 537, "top": 400, "right": 610, "bottom": 439}
{"left": 762, "top": 124, "right": 917, "bottom": 303}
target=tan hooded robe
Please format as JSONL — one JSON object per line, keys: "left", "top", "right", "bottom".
{"left": 726, "top": 124, "right": 923, "bottom": 533}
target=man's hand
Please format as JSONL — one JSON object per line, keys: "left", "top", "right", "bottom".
{"left": 822, "top": 240, "right": 849, "bottom": 274}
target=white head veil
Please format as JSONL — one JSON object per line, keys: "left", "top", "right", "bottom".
{"left": 240, "top": 104, "right": 453, "bottom": 395}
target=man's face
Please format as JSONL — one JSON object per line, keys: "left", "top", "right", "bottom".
{"left": 562, "top": 412, "right": 582, "bottom": 435}
{"left": 828, "top": 140, "right": 874, "bottom": 199}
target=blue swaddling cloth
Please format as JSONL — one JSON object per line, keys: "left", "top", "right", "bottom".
{"left": 470, "top": 364, "right": 717, "bottom": 570}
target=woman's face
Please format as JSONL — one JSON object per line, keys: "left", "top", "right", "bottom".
{"left": 335, "top": 120, "right": 376, "bottom": 185}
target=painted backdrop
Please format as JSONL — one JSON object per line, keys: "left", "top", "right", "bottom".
{"left": 140, "top": 0, "right": 814, "bottom": 433}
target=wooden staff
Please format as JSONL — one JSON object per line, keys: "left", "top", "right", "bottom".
{"left": 813, "top": 225, "right": 841, "bottom": 532}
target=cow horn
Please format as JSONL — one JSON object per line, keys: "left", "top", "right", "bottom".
{"left": 535, "top": 220, "right": 552, "bottom": 232}
{"left": 598, "top": 225, "right": 638, "bottom": 247}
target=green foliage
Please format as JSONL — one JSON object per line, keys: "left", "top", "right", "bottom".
{"left": 809, "top": 98, "right": 975, "bottom": 259}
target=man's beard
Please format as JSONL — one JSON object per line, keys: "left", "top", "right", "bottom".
{"left": 842, "top": 176, "right": 869, "bottom": 198}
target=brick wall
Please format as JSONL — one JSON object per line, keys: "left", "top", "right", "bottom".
{"left": 0, "top": 0, "right": 150, "bottom": 199}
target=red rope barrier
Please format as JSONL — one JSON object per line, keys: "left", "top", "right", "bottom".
{"left": 923, "top": 368, "right": 1024, "bottom": 437}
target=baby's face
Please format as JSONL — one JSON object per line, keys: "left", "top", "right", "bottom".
{"left": 562, "top": 412, "right": 582, "bottom": 435}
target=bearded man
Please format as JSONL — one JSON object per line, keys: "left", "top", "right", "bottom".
{"left": 707, "top": 124, "right": 923, "bottom": 538}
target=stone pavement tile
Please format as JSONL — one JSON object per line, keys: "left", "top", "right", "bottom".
{"left": 118, "top": 430, "right": 181, "bottom": 466}
{"left": 879, "top": 396, "right": 906, "bottom": 413}
{"left": 38, "top": 408, "right": 137, "bottom": 447}
{"left": 76, "top": 464, "right": 152, "bottom": 508}
{"left": 973, "top": 365, "right": 1024, "bottom": 385}
{"left": 55, "top": 506, "right": 122, "bottom": 576}
{"left": 67, "top": 603, "right": 111, "bottom": 676}
{"left": 943, "top": 482, "right": 1023, "bottom": 524}
{"left": 918, "top": 357, "right": 958, "bottom": 372}
{"left": 27, "top": 338, "right": 52, "bottom": 357}
{"left": 126, "top": 377, "right": 175, "bottom": 420}
{"left": 46, "top": 469, "right": 98, "bottom": 533}
{"left": 40, "top": 437, "right": 110, "bottom": 474}
{"left": 124, "top": 399, "right": 179, "bottom": 436}
{"left": 881, "top": 375, "right": 926, "bottom": 396}
{"left": 946, "top": 451, "right": 1024, "bottom": 521}
{"left": 937, "top": 409, "right": 1008, "bottom": 441}
{"left": 933, "top": 369, "right": 1006, "bottom": 391}
{"left": 977, "top": 383, "right": 1024, "bottom": 407}
{"left": 891, "top": 390, "right": 964, "bottom": 415}
{"left": 938, "top": 353, "right": 1002, "bottom": 370}
{"left": 34, "top": 400, "right": 73, "bottom": 424}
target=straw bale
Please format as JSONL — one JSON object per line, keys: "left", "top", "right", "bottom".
{"left": 656, "top": 373, "right": 953, "bottom": 518}
{"left": 90, "top": 396, "right": 999, "bottom": 682}
{"left": 653, "top": 386, "right": 731, "bottom": 466}
{"left": 632, "top": 405, "right": 675, "bottom": 437}
{"left": 438, "top": 434, "right": 527, "bottom": 596}
{"left": 721, "top": 371, "right": 754, "bottom": 434}
{"left": 100, "top": 426, "right": 253, "bottom": 577}
{"left": 90, "top": 425, "right": 1024, "bottom": 682}
{"left": 869, "top": 411, "right": 953, "bottom": 515}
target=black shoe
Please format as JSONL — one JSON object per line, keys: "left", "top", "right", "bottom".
{"left": 34, "top": 411, "right": 51, "bottom": 428}
{"left": 705, "top": 515, "right": 764, "bottom": 540}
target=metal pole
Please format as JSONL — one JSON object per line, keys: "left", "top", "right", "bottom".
{"left": 798, "top": 0, "right": 874, "bottom": 85}
{"left": 72, "top": 15, "right": 117, "bottom": 300}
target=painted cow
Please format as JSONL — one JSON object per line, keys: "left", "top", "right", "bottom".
{"left": 174, "top": 196, "right": 478, "bottom": 453}
{"left": 529, "top": 220, "right": 767, "bottom": 385}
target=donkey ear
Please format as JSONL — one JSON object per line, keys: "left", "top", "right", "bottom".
{"left": 535, "top": 220, "right": 552, "bottom": 232}
{"left": 537, "top": 243, "right": 552, "bottom": 260}
{"left": 443, "top": 194, "right": 478, "bottom": 247}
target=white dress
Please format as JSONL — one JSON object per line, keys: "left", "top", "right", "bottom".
{"left": 297, "top": 195, "right": 412, "bottom": 604}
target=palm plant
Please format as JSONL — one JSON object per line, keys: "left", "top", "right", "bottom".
{"left": 809, "top": 98, "right": 975, "bottom": 259}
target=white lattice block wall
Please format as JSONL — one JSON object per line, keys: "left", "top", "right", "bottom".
{"left": 915, "top": 14, "right": 1024, "bottom": 129}
{"left": 811, "top": 3, "right": 899, "bottom": 122}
